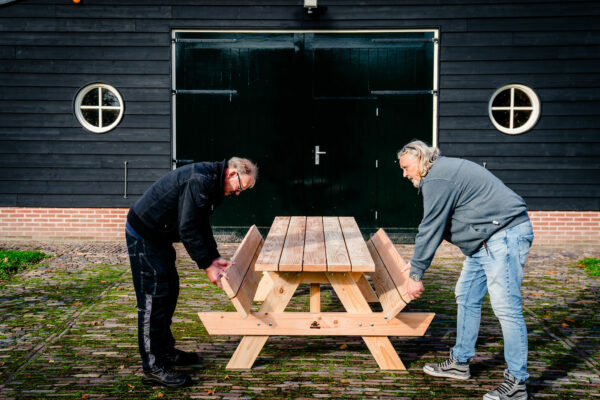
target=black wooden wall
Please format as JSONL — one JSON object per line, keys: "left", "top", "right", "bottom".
{"left": 0, "top": 0, "right": 599, "bottom": 211}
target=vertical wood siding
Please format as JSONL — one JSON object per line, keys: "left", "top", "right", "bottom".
{"left": 0, "top": 0, "right": 598, "bottom": 210}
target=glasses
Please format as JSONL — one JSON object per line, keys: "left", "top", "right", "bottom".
{"left": 236, "top": 173, "right": 243, "bottom": 193}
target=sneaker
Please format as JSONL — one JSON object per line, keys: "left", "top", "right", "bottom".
{"left": 165, "top": 348, "right": 201, "bottom": 367}
{"left": 483, "top": 370, "right": 527, "bottom": 400}
{"left": 423, "top": 352, "right": 471, "bottom": 380}
{"left": 141, "top": 366, "right": 191, "bottom": 388}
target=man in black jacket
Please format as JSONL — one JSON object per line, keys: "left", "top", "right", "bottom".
{"left": 125, "top": 157, "right": 257, "bottom": 387}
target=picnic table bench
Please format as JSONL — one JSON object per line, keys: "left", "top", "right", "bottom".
{"left": 198, "top": 216, "right": 434, "bottom": 370}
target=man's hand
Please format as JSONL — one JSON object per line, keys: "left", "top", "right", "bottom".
{"left": 204, "top": 257, "right": 232, "bottom": 289}
{"left": 402, "top": 262, "right": 424, "bottom": 301}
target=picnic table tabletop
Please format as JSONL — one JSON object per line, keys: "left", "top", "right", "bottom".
{"left": 255, "top": 216, "right": 375, "bottom": 272}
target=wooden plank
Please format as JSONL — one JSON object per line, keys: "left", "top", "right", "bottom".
{"left": 323, "top": 217, "right": 351, "bottom": 272}
{"left": 370, "top": 229, "right": 410, "bottom": 303}
{"left": 367, "top": 239, "right": 408, "bottom": 320}
{"left": 199, "top": 312, "right": 435, "bottom": 336}
{"left": 339, "top": 217, "right": 375, "bottom": 272}
{"left": 310, "top": 284, "right": 320, "bottom": 312}
{"left": 279, "top": 216, "right": 306, "bottom": 271}
{"left": 225, "top": 272, "right": 301, "bottom": 370}
{"left": 255, "top": 217, "right": 290, "bottom": 271}
{"left": 222, "top": 225, "right": 262, "bottom": 299}
{"left": 227, "top": 240, "right": 264, "bottom": 319}
{"left": 353, "top": 273, "right": 379, "bottom": 303}
{"left": 303, "top": 216, "right": 326, "bottom": 271}
{"left": 253, "top": 272, "right": 272, "bottom": 302}
{"left": 327, "top": 272, "right": 405, "bottom": 370}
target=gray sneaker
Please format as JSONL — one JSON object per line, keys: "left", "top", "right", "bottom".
{"left": 423, "top": 352, "right": 471, "bottom": 380}
{"left": 483, "top": 370, "right": 528, "bottom": 400}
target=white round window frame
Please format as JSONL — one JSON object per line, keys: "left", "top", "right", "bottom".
{"left": 488, "top": 84, "right": 540, "bottom": 135}
{"left": 74, "top": 83, "right": 124, "bottom": 133}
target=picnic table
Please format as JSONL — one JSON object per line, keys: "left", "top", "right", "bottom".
{"left": 198, "top": 216, "right": 434, "bottom": 370}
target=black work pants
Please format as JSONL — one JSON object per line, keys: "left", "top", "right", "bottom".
{"left": 126, "top": 230, "right": 179, "bottom": 372}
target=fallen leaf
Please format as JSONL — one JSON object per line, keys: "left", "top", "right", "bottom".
{"left": 101, "top": 280, "right": 108, "bottom": 283}
{"left": 339, "top": 344, "right": 348, "bottom": 350}
{"left": 49, "top": 359, "right": 54, "bottom": 363}
{"left": 73, "top": 302, "right": 83, "bottom": 306}
{"left": 118, "top": 365, "right": 125, "bottom": 369}
{"left": 565, "top": 318, "right": 575, "bottom": 323}
{"left": 543, "top": 315, "right": 551, "bottom": 318}
{"left": 3, "top": 257, "right": 7, "bottom": 263}
{"left": 127, "top": 384, "right": 135, "bottom": 389}
{"left": 222, "top": 374, "right": 229, "bottom": 381}
{"left": 206, "top": 389, "right": 215, "bottom": 395}
{"left": 156, "top": 393, "right": 164, "bottom": 398}
{"left": 561, "top": 323, "right": 569, "bottom": 327}
{"left": 81, "top": 395, "right": 89, "bottom": 399}
{"left": 90, "top": 321, "right": 103, "bottom": 326}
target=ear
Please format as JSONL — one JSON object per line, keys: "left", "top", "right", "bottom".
{"left": 225, "top": 168, "right": 236, "bottom": 178}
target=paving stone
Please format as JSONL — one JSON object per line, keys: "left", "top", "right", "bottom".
{"left": 0, "top": 239, "right": 598, "bottom": 398}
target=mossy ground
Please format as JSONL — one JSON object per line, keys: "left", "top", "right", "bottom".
{"left": 0, "top": 241, "right": 598, "bottom": 399}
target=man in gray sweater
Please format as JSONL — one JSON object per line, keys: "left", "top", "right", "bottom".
{"left": 398, "top": 140, "right": 534, "bottom": 400}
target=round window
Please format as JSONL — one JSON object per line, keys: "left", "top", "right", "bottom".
{"left": 488, "top": 84, "right": 540, "bottom": 135}
{"left": 74, "top": 83, "right": 124, "bottom": 133}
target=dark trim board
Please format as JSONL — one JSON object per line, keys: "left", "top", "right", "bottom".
{"left": 0, "top": 0, "right": 598, "bottom": 215}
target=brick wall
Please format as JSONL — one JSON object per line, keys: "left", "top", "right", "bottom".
{"left": 0, "top": 208, "right": 128, "bottom": 240}
{"left": 0, "top": 207, "right": 599, "bottom": 244}
{"left": 528, "top": 211, "right": 600, "bottom": 245}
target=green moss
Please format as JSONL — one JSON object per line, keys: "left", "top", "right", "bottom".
{"left": 0, "top": 249, "right": 50, "bottom": 279}
{"left": 575, "top": 257, "right": 600, "bottom": 277}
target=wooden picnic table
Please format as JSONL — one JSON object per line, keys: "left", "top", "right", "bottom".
{"left": 198, "top": 216, "right": 434, "bottom": 370}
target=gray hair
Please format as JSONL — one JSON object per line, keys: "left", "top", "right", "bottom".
{"left": 228, "top": 157, "right": 258, "bottom": 188}
{"left": 397, "top": 140, "right": 440, "bottom": 178}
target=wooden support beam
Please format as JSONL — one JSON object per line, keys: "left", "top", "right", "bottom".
{"left": 310, "top": 283, "right": 320, "bottom": 312}
{"left": 327, "top": 272, "right": 406, "bottom": 370}
{"left": 198, "top": 312, "right": 435, "bottom": 336}
{"left": 225, "top": 272, "right": 301, "bottom": 369}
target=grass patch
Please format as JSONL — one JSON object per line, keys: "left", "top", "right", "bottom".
{"left": 575, "top": 257, "right": 600, "bottom": 277}
{"left": 0, "top": 249, "right": 50, "bottom": 279}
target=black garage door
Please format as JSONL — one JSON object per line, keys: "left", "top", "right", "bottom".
{"left": 174, "top": 32, "right": 434, "bottom": 230}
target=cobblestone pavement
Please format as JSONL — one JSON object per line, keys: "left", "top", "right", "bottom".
{"left": 0, "top": 238, "right": 598, "bottom": 399}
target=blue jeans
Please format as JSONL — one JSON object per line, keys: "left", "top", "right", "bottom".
{"left": 451, "top": 220, "right": 534, "bottom": 382}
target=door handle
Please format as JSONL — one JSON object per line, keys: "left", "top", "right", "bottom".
{"left": 315, "top": 145, "right": 326, "bottom": 165}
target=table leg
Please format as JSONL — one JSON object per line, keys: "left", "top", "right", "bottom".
{"left": 327, "top": 272, "right": 405, "bottom": 370}
{"left": 227, "top": 272, "right": 301, "bottom": 369}
{"left": 310, "top": 283, "right": 320, "bottom": 312}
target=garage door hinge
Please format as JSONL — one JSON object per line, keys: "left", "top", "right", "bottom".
{"left": 375, "top": 211, "right": 378, "bottom": 220}
{"left": 432, "top": 90, "right": 438, "bottom": 96}
{"left": 375, "top": 107, "right": 379, "bottom": 117}
{"left": 375, "top": 159, "right": 378, "bottom": 168}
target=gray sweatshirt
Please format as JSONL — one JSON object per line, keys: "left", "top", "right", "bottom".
{"left": 410, "top": 156, "right": 529, "bottom": 279}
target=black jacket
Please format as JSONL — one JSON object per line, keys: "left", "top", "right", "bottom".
{"left": 127, "top": 160, "right": 227, "bottom": 269}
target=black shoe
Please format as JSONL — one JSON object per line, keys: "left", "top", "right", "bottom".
{"left": 141, "top": 366, "right": 191, "bottom": 388}
{"left": 165, "top": 348, "right": 201, "bottom": 367}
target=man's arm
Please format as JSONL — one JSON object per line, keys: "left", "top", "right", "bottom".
{"left": 178, "top": 179, "right": 221, "bottom": 270}
{"left": 409, "top": 179, "right": 459, "bottom": 280}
